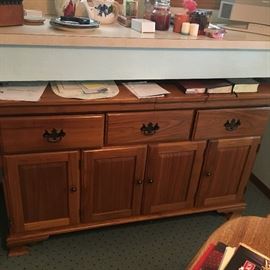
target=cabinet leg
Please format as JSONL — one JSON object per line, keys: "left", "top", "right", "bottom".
{"left": 217, "top": 209, "right": 243, "bottom": 220}
{"left": 225, "top": 210, "right": 243, "bottom": 220}
{"left": 8, "top": 246, "right": 29, "bottom": 257}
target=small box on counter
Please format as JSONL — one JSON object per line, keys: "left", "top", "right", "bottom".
{"left": 131, "top": 19, "right": 155, "bottom": 33}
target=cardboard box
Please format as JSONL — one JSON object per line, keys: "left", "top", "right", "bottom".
{"left": 131, "top": 19, "right": 155, "bottom": 33}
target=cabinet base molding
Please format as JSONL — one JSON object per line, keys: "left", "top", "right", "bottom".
{"left": 6, "top": 202, "right": 246, "bottom": 256}
{"left": 8, "top": 246, "right": 29, "bottom": 257}
{"left": 7, "top": 234, "right": 50, "bottom": 256}
{"left": 216, "top": 204, "right": 246, "bottom": 219}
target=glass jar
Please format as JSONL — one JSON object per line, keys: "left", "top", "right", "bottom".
{"left": 151, "top": 0, "right": 171, "bottom": 31}
{"left": 189, "top": 9, "right": 212, "bottom": 35}
{"left": 144, "top": 0, "right": 154, "bottom": 20}
{"left": 124, "top": 0, "right": 139, "bottom": 17}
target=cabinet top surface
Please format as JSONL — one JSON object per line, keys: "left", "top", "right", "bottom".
{"left": 0, "top": 20, "right": 270, "bottom": 49}
{"left": 1, "top": 83, "right": 270, "bottom": 116}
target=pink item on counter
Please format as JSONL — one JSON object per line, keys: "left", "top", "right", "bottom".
{"left": 182, "top": 0, "right": 197, "bottom": 13}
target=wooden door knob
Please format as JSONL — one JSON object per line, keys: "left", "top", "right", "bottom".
{"left": 70, "top": 186, "right": 77, "bottom": 192}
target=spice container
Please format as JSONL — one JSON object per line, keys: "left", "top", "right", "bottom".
{"left": 151, "top": 0, "right": 171, "bottom": 31}
{"left": 173, "top": 13, "right": 188, "bottom": 33}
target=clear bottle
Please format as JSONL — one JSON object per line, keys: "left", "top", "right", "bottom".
{"left": 144, "top": 0, "right": 154, "bottom": 20}
{"left": 151, "top": 0, "right": 171, "bottom": 31}
{"left": 124, "top": 0, "right": 139, "bottom": 17}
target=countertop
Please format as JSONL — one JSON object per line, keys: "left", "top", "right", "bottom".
{"left": 0, "top": 20, "right": 269, "bottom": 49}
{"left": 0, "top": 21, "right": 269, "bottom": 81}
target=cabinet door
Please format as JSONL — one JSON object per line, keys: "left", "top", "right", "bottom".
{"left": 3, "top": 151, "right": 80, "bottom": 233}
{"left": 81, "top": 145, "right": 147, "bottom": 223}
{"left": 196, "top": 137, "right": 260, "bottom": 207}
{"left": 142, "top": 141, "right": 206, "bottom": 214}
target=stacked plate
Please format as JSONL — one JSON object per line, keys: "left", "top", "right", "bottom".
{"left": 50, "top": 17, "right": 99, "bottom": 32}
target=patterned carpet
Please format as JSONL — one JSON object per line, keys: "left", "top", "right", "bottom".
{"left": 0, "top": 182, "right": 269, "bottom": 270}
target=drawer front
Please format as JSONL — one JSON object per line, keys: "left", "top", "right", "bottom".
{"left": 106, "top": 110, "right": 194, "bottom": 145}
{"left": 193, "top": 108, "right": 270, "bottom": 140}
{"left": 0, "top": 115, "right": 104, "bottom": 153}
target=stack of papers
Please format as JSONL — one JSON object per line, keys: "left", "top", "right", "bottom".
{"left": 51, "top": 81, "right": 119, "bottom": 100}
{"left": 0, "top": 82, "right": 47, "bottom": 102}
{"left": 124, "top": 82, "right": 170, "bottom": 99}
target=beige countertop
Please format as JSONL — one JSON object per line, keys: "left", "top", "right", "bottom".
{"left": 0, "top": 20, "right": 270, "bottom": 49}
{"left": 1, "top": 20, "right": 269, "bottom": 81}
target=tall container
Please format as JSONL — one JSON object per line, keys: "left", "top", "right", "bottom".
{"left": 151, "top": 0, "right": 171, "bottom": 31}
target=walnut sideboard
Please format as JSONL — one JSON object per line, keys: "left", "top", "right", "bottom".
{"left": 0, "top": 82, "right": 270, "bottom": 256}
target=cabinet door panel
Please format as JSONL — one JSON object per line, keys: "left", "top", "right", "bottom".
{"left": 3, "top": 151, "right": 80, "bottom": 233}
{"left": 142, "top": 141, "right": 206, "bottom": 214}
{"left": 81, "top": 146, "right": 147, "bottom": 222}
{"left": 196, "top": 137, "right": 260, "bottom": 207}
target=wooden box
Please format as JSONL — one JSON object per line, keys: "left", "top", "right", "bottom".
{"left": 0, "top": 4, "right": 24, "bottom": 26}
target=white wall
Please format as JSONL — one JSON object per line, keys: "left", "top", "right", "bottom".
{"left": 253, "top": 121, "right": 270, "bottom": 189}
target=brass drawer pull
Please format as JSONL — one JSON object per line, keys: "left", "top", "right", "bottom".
{"left": 140, "top": 122, "right": 159, "bottom": 135}
{"left": 43, "top": 128, "right": 66, "bottom": 143}
{"left": 224, "top": 119, "right": 241, "bottom": 131}
{"left": 137, "top": 180, "right": 143, "bottom": 185}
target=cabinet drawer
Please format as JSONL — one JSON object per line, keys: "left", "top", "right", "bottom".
{"left": 0, "top": 115, "right": 104, "bottom": 153}
{"left": 193, "top": 108, "right": 270, "bottom": 140}
{"left": 106, "top": 110, "right": 194, "bottom": 145}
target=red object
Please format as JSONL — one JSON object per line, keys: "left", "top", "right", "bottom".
{"left": 243, "top": 260, "right": 256, "bottom": 270}
{"left": 173, "top": 14, "right": 189, "bottom": 33}
{"left": 182, "top": 0, "right": 197, "bottom": 13}
{"left": 64, "top": 0, "right": 76, "bottom": 17}
{"left": 0, "top": 4, "right": 24, "bottom": 26}
{"left": 151, "top": 6, "right": 171, "bottom": 31}
{"left": 191, "top": 243, "right": 216, "bottom": 270}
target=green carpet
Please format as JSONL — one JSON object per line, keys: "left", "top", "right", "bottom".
{"left": 0, "top": 182, "right": 269, "bottom": 270}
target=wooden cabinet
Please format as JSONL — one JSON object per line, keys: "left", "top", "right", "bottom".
{"left": 142, "top": 141, "right": 206, "bottom": 214}
{"left": 196, "top": 137, "right": 261, "bottom": 208}
{"left": 81, "top": 141, "right": 206, "bottom": 223}
{"left": 81, "top": 146, "right": 147, "bottom": 222}
{"left": 3, "top": 151, "right": 80, "bottom": 233}
{"left": 1, "top": 83, "right": 269, "bottom": 256}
